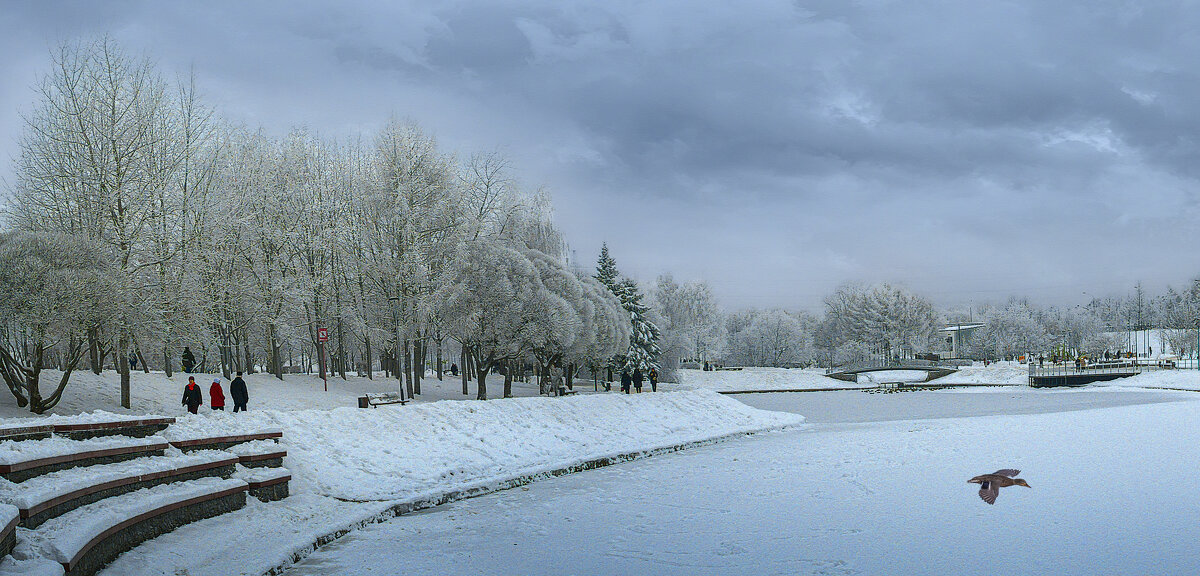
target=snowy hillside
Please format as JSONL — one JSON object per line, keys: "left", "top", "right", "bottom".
{"left": 668, "top": 367, "right": 862, "bottom": 392}
{"left": 928, "top": 361, "right": 1029, "bottom": 385}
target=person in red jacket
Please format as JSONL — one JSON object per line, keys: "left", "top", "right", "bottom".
{"left": 182, "top": 377, "right": 203, "bottom": 414}
{"left": 210, "top": 378, "right": 226, "bottom": 411}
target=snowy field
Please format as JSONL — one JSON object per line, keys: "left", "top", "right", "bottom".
{"left": 668, "top": 367, "right": 866, "bottom": 392}
{"left": 0, "top": 369, "right": 603, "bottom": 420}
{"left": 279, "top": 386, "right": 1200, "bottom": 576}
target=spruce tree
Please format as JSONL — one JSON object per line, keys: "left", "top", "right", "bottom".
{"left": 595, "top": 243, "right": 619, "bottom": 292}
{"left": 619, "top": 278, "right": 662, "bottom": 371}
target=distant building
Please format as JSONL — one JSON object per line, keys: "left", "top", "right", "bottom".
{"left": 940, "top": 323, "right": 984, "bottom": 359}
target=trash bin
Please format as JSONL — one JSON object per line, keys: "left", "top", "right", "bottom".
{"left": 358, "top": 396, "right": 370, "bottom": 409}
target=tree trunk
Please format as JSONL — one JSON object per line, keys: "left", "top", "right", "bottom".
{"left": 363, "top": 332, "right": 373, "bottom": 379}
{"left": 503, "top": 360, "right": 513, "bottom": 398}
{"left": 436, "top": 336, "right": 443, "bottom": 381}
{"left": 163, "top": 346, "right": 173, "bottom": 378}
{"left": 413, "top": 339, "right": 423, "bottom": 395}
{"left": 118, "top": 332, "right": 131, "bottom": 409}
{"left": 89, "top": 326, "right": 101, "bottom": 375}
{"left": 461, "top": 348, "right": 469, "bottom": 395}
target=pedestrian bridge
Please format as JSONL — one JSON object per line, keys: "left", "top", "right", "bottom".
{"left": 825, "top": 359, "right": 958, "bottom": 383}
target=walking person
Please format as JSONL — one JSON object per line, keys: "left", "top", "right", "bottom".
{"left": 230, "top": 371, "right": 248, "bottom": 413}
{"left": 210, "top": 378, "right": 225, "bottom": 411}
{"left": 648, "top": 368, "right": 658, "bottom": 392}
{"left": 620, "top": 370, "right": 632, "bottom": 394}
{"left": 632, "top": 368, "right": 643, "bottom": 393}
{"left": 129, "top": 352, "right": 138, "bottom": 371}
{"left": 182, "top": 376, "right": 203, "bottom": 414}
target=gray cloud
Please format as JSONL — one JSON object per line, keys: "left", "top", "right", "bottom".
{"left": 3, "top": 0, "right": 1200, "bottom": 310}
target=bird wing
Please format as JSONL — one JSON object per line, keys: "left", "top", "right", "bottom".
{"left": 978, "top": 480, "right": 998, "bottom": 505}
{"left": 993, "top": 469, "right": 1020, "bottom": 478}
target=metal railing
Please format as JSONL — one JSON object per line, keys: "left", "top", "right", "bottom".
{"left": 827, "top": 358, "right": 955, "bottom": 375}
{"left": 1027, "top": 360, "right": 1176, "bottom": 379}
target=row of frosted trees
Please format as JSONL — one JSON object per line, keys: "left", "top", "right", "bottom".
{"left": 0, "top": 37, "right": 634, "bottom": 412}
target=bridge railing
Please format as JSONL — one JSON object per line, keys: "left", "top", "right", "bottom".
{"left": 827, "top": 358, "right": 954, "bottom": 375}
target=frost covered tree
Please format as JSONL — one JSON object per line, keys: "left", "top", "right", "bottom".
{"left": 823, "top": 283, "right": 939, "bottom": 361}
{"left": 725, "top": 309, "right": 814, "bottom": 367}
{"left": 968, "top": 300, "right": 1050, "bottom": 360}
{"left": 653, "top": 274, "right": 724, "bottom": 378}
{"left": 0, "top": 232, "right": 116, "bottom": 413}
{"left": 617, "top": 278, "right": 661, "bottom": 372}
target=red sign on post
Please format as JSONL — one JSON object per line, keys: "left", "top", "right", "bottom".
{"left": 317, "top": 328, "right": 329, "bottom": 343}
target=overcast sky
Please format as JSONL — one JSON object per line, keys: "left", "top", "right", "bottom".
{"left": 3, "top": 1, "right": 1199, "bottom": 311}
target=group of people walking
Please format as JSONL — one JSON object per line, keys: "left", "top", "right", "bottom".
{"left": 182, "top": 371, "right": 249, "bottom": 414}
{"left": 619, "top": 368, "right": 658, "bottom": 394}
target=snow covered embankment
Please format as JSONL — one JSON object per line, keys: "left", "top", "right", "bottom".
{"left": 183, "top": 389, "right": 805, "bottom": 502}
{"left": 86, "top": 390, "right": 802, "bottom": 576}
{"left": 670, "top": 367, "right": 861, "bottom": 392}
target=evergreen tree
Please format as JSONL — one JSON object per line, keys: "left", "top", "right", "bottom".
{"left": 595, "top": 243, "right": 619, "bottom": 292}
{"left": 618, "top": 278, "right": 662, "bottom": 371}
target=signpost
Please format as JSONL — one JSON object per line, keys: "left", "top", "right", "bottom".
{"left": 317, "top": 327, "right": 329, "bottom": 392}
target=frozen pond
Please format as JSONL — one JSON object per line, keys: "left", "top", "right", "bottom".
{"left": 284, "top": 388, "right": 1200, "bottom": 576}
{"left": 733, "top": 386, "right": 1185, "bottom": 423}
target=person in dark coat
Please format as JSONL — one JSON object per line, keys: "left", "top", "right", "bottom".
{"left": 620, "top": 370, "right": 632, "bottom": 394}
{"left": 648, "top": 368, "right": 658, "bottom": 392}
{"left": 182, "top": 376, "right": 203, "bottom": 414}
{"left": 450, "top": 363, "right": 459, "bottom": 376}
{"left": 129, "top": 352, "right": 138, "bottom": 371}
{"left": 230, "top": 371, "right": 248, "bottom": 413}
{"left": 210, "top": 378, "right": 225, "bottom": 411}
{"left": 632, "top": 368, "right": 643, "bottom": 393}
{"left": 181, "top": 347, "right": 196, "bottom": 373}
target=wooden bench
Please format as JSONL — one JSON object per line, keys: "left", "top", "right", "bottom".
{"left": 0, "top": 438, "right": 169, "bottom": 483}
{"left": 235, "top": 449, "right": 287, "bottom": 469}
{"left": 52, "top": 417, "right": 175, "bottom": 441}
{"left": 16, "top": 453, "right": 238, "bottom": 529}
{"left": 168, "top": 431, "right": 282, "bottom": 452}
{"left": 359, "top": 393, "right": 409, "bottom": 408}
{"left": 44, "top": 478, "right": 248, "bottom": 576}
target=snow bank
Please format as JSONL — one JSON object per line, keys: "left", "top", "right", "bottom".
{"left": 153, "top": 390, "right": 803, "bottom": 502}
{"left": 1098, "top": 369, "right": 1200, "bottom": 391}
{"left": 929, "top": 360, "right": 1028, "bottom": 385}
{"left": 670, "top": 367, "right": 861, "bottom": 392}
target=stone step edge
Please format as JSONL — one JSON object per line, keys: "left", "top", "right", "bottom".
{"left": 0, "top": 441, "right": 170, "bottom": 475}
{"left": 58, "top": 481, "right": 249, "bottom": 574}
{"left": 20, "top": 455, "right": 239, "bottom": 525}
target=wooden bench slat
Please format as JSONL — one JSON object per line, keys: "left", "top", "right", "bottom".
{"left": 0, "top": 441, "right": 169, "bottom": 474}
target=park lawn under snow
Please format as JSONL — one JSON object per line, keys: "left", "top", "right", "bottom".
{"left": 668, "top": 367, "right": 863, "bottom": 392}
{"left": 0, "top": 368, "right": 580, "bottom": 420}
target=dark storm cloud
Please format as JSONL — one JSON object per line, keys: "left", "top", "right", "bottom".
{"left": 3, "top": 0, "right": 1200, "bottom": 309}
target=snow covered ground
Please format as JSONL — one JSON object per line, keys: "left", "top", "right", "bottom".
{"left": 927, "top": 360, "right": 1029, "bottom": 385}
{"left": 41, "top": 390, "right": 798, "bottom": 576}
{"left": 668, "top": 367, "right": 864, "bottom": 392}
{"left": 0, "top": 369, "right": 596, "bottom": 419}
{"left": 279, "top": 387, "right": 1200, "bottom": 576}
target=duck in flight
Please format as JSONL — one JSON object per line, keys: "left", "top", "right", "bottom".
{"left": 968, "top": 469, "right": 1030, "bottom": 504}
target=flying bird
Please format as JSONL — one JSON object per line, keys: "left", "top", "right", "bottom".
{"left": 968, "top": 469, "right": 1030, "bottom": 504}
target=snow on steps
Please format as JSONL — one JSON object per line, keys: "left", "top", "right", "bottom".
{"left": 0, "top": 450, "right": 238, "bottom": 529}
{"left": 26, "top": 477, "right": 248, "bottom": 576}
{"left": 0, "top": 436, "right": 168, "bottom": 483}
{"left": 224, "top": 440, "right": 287, "bottom": 468}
